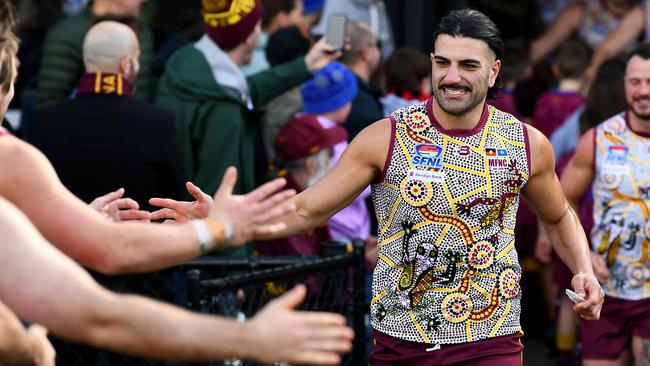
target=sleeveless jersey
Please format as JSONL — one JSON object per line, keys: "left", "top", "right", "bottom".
{"left": 370, "top": 99, "right": 531, "bottom": 345}
{"left": 592, "top": 112, "right": 650, "bottom": 300}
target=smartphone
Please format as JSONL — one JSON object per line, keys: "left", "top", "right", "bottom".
{"left": 565, "top": 289, "right": 585, "bottom": 304}
{"left": 326, "top": 14, "right": 347, "bottom": 51}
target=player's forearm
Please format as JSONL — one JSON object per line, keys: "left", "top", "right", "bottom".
{"left": 92, "top": 220, "right": 224, "bottom": 275}
{"left": 84, "top": 292, "right": 252, "bottom": 362}
{"left": 0, "top": 302, "right": 41, "bottom": 366}
{"left": 90, "top": 223, "right": 200, "bottom": 274}
{"left": 256, "top": 195, "right": 328, "bottom": 240}
{"left": 544, "top": 206, "right": 594, "bottom": 275}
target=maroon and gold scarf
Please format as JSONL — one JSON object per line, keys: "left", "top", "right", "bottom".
{"left": 76, "top": 71, "right": 133, "bottom": 97}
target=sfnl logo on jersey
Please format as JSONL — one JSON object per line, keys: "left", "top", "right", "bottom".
{"left": 606, "top": 145, "right": 628, "bottom": 164}
{"left": 412, "top": 144, "right": 444, "bottom": 169}
{"left": 485, "top": 147, "right": 509, "bottom": 168}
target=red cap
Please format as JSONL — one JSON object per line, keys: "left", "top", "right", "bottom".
{"left": 202, "top": 0, "right": 263, "bottom": 49}
{"left": 275, "top": 115, "right": 348, "bottom": 161}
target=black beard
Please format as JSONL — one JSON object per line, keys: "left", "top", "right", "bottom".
{"left": 630, "top": 108, "right": 650, "bottom": 121}
{"left": 630, "top": 100, "right": 650, "bottom": 121}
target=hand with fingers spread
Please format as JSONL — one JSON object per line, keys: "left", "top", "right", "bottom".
{"left": 149, "top": 182, "right": 214, "bottom": 223}
{"left": 90, "top": 188, "right": 151, "bottom": 222}
{"left": 207, "top": 167, "right": 296, "bottom": 247}
{"left": 571, "top": 272, "right": 604, "bottom": 321}
{"left": 242, "top": 285, "right": 354, "bottom": 365}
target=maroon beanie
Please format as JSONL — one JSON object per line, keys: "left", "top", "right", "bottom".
{"left": 202, "top": 0, "right": 263, "bottom": 49}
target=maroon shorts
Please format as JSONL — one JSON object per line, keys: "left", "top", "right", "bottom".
{"left": 369, "top": 330, "right": 523, "bottom": 366}
{"left": 581, "top": 296, "right": 650, "bottom": 360}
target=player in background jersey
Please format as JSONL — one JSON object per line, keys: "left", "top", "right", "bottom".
{"left": 561, "top": 44, "right": 650, "bottom": 366}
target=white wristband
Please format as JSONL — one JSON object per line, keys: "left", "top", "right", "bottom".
{"left": 192, "top": 220, "right": 213, "bottom": 254}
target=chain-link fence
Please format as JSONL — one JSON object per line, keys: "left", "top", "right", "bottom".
{"left": 51, "top": 240, "right": 368, "bottom": 365}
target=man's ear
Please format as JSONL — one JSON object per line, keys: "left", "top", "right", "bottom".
{"left": 359, "top": 45, "right": 372, "bottom": 62}
{"left": 489, "top": 59, "right": 501, "bottom": 87}
{"left": 118, "top": 56, "right": 130, "bottom": 75}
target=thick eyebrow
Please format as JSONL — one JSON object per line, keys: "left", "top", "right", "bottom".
{"left": 460, "top": 59, "right": 481, "bottom": 67}
{"left": 432, "top": 55, "right": 482, "bottom": 66}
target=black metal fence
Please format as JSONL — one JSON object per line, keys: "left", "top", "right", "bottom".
{"left": 51, "top": 240, "right": 368, "bottom": 365}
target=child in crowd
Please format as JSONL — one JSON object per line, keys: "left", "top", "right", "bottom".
{"left": 380, "top": 47, "right": 430, "bottom": 116}
{"left": 533, "top": 38, "right": 591, "bottom": 137}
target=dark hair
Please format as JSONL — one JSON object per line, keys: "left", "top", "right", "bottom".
{"left": 579, "top": 57, "right": 626, "bottom": 133}
{"left": 261, "top": 0, "right": 298, "bottom": 30}
{"left": 433, "top": 9, "right": 503, "bottom": 99}
{"left": 627, "top": 43, "right": 650, "bottom": 62}
{"left": 555, "top": 37, "right": 591, "bottom": 79}
{"left": 385, "top": 47, "right": 430, "bottom": 96}
{"left": 500, "top": 39, "right": 529, "bottom": 84}
{"left": 265, "top": 25, "right": 311, "bottom": 66}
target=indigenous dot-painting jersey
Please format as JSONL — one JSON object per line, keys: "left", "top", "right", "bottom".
{"left": 370, "top": 99, "right": 531, "bottom": 345}
{"left": 592, "top": 112, "right": 650, "bottom": 300}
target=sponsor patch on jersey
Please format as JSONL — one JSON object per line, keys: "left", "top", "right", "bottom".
{"left": 406, "top": 168, "right": 445, "bottom": 183}
{"left": 606, "top": 145, "right": 628, "bottom": 164}
{"left": 412, "top": 144, "right": 444, "bottom": 169}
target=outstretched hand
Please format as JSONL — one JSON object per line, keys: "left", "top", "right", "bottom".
{"left": 90, "top": 188, "right": 151, "bottom": 222}
{"left": 209, "top": 167, "right": 296, "bottom": 246}
{"left": 244, "top": 285, "right": 354, "bottom": 365}
{"left": 149, "top": 182, "right": 213, "bottom": 223}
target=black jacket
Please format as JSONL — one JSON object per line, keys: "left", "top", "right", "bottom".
{"left": 28, "top": 94, "right": 186, "bottom": 211}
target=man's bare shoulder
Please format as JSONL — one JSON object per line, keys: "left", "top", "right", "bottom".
{"left": 521, "top": 123, "right": 555, "bottom": 176}
{"left": 0, "top": 135, "right": 44, "bottom": 169}
{"left": 0, "top": 136, "right": 52, "bottom": 197}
